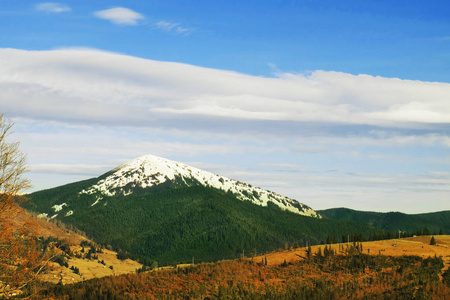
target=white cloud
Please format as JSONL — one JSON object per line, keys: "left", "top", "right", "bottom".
{"left": 1, "top": 48, "right": 449, "bottom": 131}
{"left": 31, "top": 164, "right": 109, "bottom": 176}
{"left": 35, "top": 2, "right": 71, "bottom": 13}
{"left": 155, "top": 21, "right": 192, "bottom": 35}
{"left": 94, "top": 7, "right": 144, "bottom": 25}
{"left": 293, "top": 133, "right": 450, "bottom": 149}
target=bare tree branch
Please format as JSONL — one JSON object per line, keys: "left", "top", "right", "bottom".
{"left": 0, "top": 114, "right": 52, "bottom": 298}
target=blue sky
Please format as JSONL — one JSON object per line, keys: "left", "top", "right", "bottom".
{"left": 1, "top": 1, "right": 449, "bottom": 213}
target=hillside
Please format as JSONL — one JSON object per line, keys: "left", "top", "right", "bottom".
{"left": 319, "top": 207, "right": 450, "bottom": 235}
{"left": 256, "top": 235, "right": 450, "bottom": 270}
{"left": 9, "top": 204, "right": 85, "bottom": 246}
{"left": 38, "top": 236, "right": 450, "bottom": 299}
{"left": 41, "top": 241, "right": 142, "bottom": 286}
{"left": 4, "top": 204, "right": 142, "bottom": 295}
{"left": 26, "top": 155, "right": 379, "bottom": 265}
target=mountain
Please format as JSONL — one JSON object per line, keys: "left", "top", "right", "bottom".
{"left": 319, "top": 207, "right": 450, "bottom": 235}
{"left": 25, "top": 155, "right": 375, "bottom": 265}
{"left": 76, "top": 155, "right": 319, "bottom": 218}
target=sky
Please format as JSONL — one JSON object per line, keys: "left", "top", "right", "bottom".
{"left": 1, "top": 1, "right": 449, "bottom": 213}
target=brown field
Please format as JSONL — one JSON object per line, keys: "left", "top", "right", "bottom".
{"left": 52, "top": 235, "right": 449, "bottom": 285}
{"left": 255, "top": 235, "right": 450, "bottom": 276}
{"left": 38, "top": 235, "right": 450, "bottom": 299}
{"left": 41, "top": 246, "right": 142, "bottom": 285}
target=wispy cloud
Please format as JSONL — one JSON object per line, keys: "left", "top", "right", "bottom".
{"left": 1, "top": 47, "right": 449, "bottom": 152}
{"left": 155, "top": 21, "right": 192, "bottom": 35}
{"left": 35, "top": 2, "right": 71, "bottom": 13}
{"left": 31, "top": 164, "right": 109, "bottom": 176}
{"left": 94, "top": 7, "right": 144, "bottom": 25}
{"left": 2, "top": 48, "right": 450, "bottom": 135}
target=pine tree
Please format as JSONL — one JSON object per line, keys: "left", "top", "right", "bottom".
{"left": 315, "top": 247, "right": 323, "bottom": 259}
{"left": 324, "top": 245, "right": 329, "bottom": 258}
{"left": 306, "top": 245, "right": 312, "bottom": 260}
{"left": 430, "top": 236, "right": 436, "bottom": 246}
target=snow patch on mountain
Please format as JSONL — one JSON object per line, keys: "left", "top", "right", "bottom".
{"left": 91, "top": 196, "right": 103, "bottom": 207}
{"left": 80, "top": 155, "right": 320, "bottom": 218}
{"left": 52, "top": 203, "right": 67, "bottom": 212}
{"left": 37, "top": 213, "right": 48, "bottom": 219}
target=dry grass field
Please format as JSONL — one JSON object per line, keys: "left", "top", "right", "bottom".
{"left": 38, "top": 235, "right": 450, "bottom": 299}
{"left": 41, "top": 246, "right": 142, "bottom": 285}
{"left": 255, "top": 235, "right": 450, "bottom": 276}
{"left": 52, "top": 235, "right": 449, "bottom": 285}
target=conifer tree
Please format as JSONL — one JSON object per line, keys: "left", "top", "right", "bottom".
{"left": 306, "top": 244, "right": 312, "bottom": 260}
{"left": 430, "top": 236, "right": 436, "bottom": 246}
{"left": 315, "top": 247, "right": 323, "bottom": 259}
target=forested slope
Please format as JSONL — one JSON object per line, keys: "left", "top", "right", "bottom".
{"left": 319, "top": 207, "right": 450, "bottom": 235}
{"left": 28, "top": 185, "right": 378, "bottom": 265}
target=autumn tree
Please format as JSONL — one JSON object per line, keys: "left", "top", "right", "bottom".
{"left": 0, "top": 114, "right": 53, "bottom": 297}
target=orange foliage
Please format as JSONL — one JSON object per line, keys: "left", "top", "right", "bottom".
{"left": 0, "top": 115, "right": 54, "bottom": 297}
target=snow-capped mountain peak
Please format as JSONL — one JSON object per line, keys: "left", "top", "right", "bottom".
{"left": 80, "top": 154, "right": 320, "bottom": 218}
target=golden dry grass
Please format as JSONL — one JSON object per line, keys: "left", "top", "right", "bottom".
{"left": 52, "top": 235, "right": 448, "bottom": 285}
{"left": 41, "top": 246, "right": 142, "bottom": 285}
{"left": 254, "top": 235, "right": 450, "bottom": 277}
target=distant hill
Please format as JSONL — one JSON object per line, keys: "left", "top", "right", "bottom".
{"left": 319, "top": 207, "right": 450, "bottom": 235}
{"left": 25, "top": 155, "right": 376, "bottom": 265}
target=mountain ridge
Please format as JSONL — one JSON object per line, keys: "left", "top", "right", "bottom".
{"left": 319, "top": 207, "right": 450, "bottom": 235}
{"left": 76, "top": 154, "right": 319, "bottom": 218}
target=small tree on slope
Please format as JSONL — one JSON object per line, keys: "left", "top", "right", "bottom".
{"left": 430, "top": 236, "right": 436, "bottom": 246}
{"left": 0, "top": 114, "right": 53, "bottom": 298}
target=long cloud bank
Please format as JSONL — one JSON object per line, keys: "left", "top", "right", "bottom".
{"left": 2, "top": 48, "right": 450, "bottom": 212}
{"left": 1, "top": 48, "right": 449, "bottom": 132}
